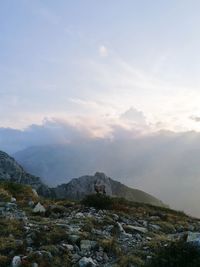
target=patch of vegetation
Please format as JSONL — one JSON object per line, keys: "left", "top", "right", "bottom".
{"left": 100, "top": 238, "right": 121, "bottom": 256}
{"left": 145, "top": 241, "right": 200, "bottom": 267}
{"left": 117, "top": 254, "right": 144, "bottom": 267}
{"left": 0, "top": 236, "right": 24, "bottom": 254}
{"left": 0, "top": 181, "right": 38, "bottom": 204}
{"left": 0, "top": 255, "right": 9, "bottom": 267}
{"left": 32, "top": 226, "right": 68, "bottom": 246}
{"left": 0, "top": 218, "right": 24, "bottom": 237}
{"left": 0, "top": 188, "right": 11, "bottom": 201}
{"left": 82, "top": 193, "right": 113, "bottom": 209}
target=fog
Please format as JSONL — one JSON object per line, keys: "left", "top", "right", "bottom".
{"left": 0, "top": 119, "right": 198, "bottom": 217}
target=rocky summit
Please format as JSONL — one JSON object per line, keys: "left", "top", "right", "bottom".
{"left": 52, "top": 172, "right": 165, "bottom": 207}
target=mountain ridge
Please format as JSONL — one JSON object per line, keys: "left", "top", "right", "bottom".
{"left": 0, "top": 150, "right": 165, "bottom": 207}
{"left": 52, "top": 172, "right": 165, "bottom": 207}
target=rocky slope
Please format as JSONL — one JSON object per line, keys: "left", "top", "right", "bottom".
{"left": 0, "top": 182, "right": 200, "bottom": 267}
{"left": 0, "top": 151, "right": 50, "bottom": 195}
{"left": 52, "top": 172, "right": 165, "bottom": 207}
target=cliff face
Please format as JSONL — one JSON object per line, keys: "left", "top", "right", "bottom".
{"left": 0, "top": 151, "right": 50, "bottom": 195}
{"left": 52, "top": 172, "right": 165, "bottom": 207}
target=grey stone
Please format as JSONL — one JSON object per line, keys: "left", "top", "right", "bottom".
{"left": 80, "top": 240, "right": 97, "bottom": 251}
{"left": 12, "top": 256, "right": 21, "bottom": 267}
{"left": 79, "top": 257, "right": 97, "bottom": 267}
{"left": 33, "top": 202, "right": 46, "bottom": 213}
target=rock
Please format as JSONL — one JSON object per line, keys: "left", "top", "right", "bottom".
{"left": 11, "top": 197, "right": 17, "bottom": 203}
{"left": 33, "top": 202, "right": 46, "bottom": 213}
{"left": 113, "top": 214, "right": 119, "bottom": 221}
{"left": 6, "top": 202, "right": 17, "bottom": 211}
{"left": 124, "top": 225, "right": 148, "bottom": 234}
{"left": 62, "top": 243, "right": 74, "bottom": 251}
{"left": 32, "top": 189, "right": 39, "bottom": 197}
{"left": 79, "top": 257, "right": 97, "bottom": 267}
{"left": 12, "top": 256, "right": 21, "bottom": 267}
{"left": 117, "top": 222, "right": 125, "bottom": 233}
{"left": 187, "top": 232, "right": 200, "bottom": 246}
{"left": 75, "top": 212, "right": 85, "bottom": 218}
{"left": 28, "top": 200, "right": 35, "bottom": 207}
{"left": 80, "top": 240, "right": 97, "bottom": 251}
{"left": 68, "top": 234, "right": 80, "bottom": 244}
{"left": 150, "top": 224, "right": 161, "bottom": 231}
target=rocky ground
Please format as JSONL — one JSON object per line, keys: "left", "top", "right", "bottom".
{"left": 1, "top": 182, "right": 200, "bottom": 267}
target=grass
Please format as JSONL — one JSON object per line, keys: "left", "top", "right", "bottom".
{"left": 145, "top": 241, "right": 200, "bottom": 267}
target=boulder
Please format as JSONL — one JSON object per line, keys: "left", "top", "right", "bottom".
{"left": 79, "top": 257, "right": 96, "bottom": 267}
{"left": 124, "top": 225, "right": 148, "bottom": 234}
{"left": 12, "top": 256, "right": 21, "bottom": 267}
{"left": 187, "top": 232, "right": 200, "bottom": 246}
{"left": 33, "top": 202, "right": 46, "bottom": 213}
{"left": 80, "top": 240, "right": 97, "bottom": 251}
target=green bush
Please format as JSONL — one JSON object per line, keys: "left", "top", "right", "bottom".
{"left": 82, "top": 193, "right": 113, "bottom": 209}
{"left": 145, "top": 241, "right": 200, "bottom": 267}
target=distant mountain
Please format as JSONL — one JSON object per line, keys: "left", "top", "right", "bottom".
{"left": 13, "top": 134, "right": 200, "bottom": 217}
{"left": 0, "top": 150, "right": 50, "bottom": 195}
{"left": 0, "top": 150, "right": 165, "bottom": 207}
{"left": 52, "top": 172, "right": 165, "bottom": 207}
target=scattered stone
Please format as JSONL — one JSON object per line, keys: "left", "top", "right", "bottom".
{"left": 33, "top": 202, "right": 46, "bottom": 213}
{"left": 12, "top": 256, "right": 21, "bottom": 267}
{"left": 79, "top": 257, "right": 97, "bottom": 267}
{"left": 124, "top": 225, "right": 148, "bottom": 234}
{"left": 187, "top": 232, "right": 200, "bottom": 246}
{"left": 11, "top": 197, "right": 17, "bottom": 203}
{"left": 80, "top": 240, "right": 97, "bottom": 252}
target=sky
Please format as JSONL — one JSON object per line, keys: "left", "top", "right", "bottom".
{"left": 1, "top": 0, "right": 200, "bottom": 133}
{"left": 2, "top": 1, "right": 200, "bottom": 216}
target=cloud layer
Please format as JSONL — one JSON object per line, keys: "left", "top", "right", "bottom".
{"left": 1, "top": 116, "right": 200, "bottom": 217}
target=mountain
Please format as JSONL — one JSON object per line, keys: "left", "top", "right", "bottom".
{"left": 0, "top": 150, "right": 49, "bottom": 195}
{"left": 0, "top": 150, "right": 164, "bottom": 207}
{"left": 52, "top": 172, "right": 165, "bottom": 207}
{"left": 14, "top": 135, "right": 200, "bottom": 217}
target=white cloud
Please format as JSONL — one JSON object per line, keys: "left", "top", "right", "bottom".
{"left": 99, "top": 45, "right": 108, "bottom": 57}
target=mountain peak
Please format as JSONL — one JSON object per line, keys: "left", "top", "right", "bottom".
{"left": 52, "top": 172, "right": 165, "bottom": 207}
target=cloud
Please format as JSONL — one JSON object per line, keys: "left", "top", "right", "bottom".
{"left": 120, "top": 107, "right": 147, "bottom": 124}
{"left": 0, "top": 107, "right": 151, "bottom": 154}
{"left": 8, "top": 120, "right": 200, "bottom": 218}
{"left": 190, "top": 115, "right": 200, "bottom": 122}
{"left": 99, "top": 45, "right": 108, "bottom": 57}
{"left": 3, "top": 116, "right": 200, "bottom": 216}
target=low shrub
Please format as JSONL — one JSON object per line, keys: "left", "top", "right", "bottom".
{"left": 82, "top": 193, "right": 113, "bottom": 209}
{"left": 145, "top": 241, "right": 200, "bottom": 267}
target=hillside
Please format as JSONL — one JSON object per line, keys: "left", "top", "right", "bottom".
{"left": 0, "top": 182, "right": 200, "bottom": 267}
{"left": 0, "top": 150, "right": 164, "bottom": 207}
{"left": 52, "top": 172, "right": 165, "bottom": 207}
{"left": 0, "top": 150, "right": 50, "bottom": 196}
{"left": 13, "top": 138, "right": 200, "bottom": 218}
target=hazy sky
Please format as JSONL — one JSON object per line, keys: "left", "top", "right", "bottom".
{"left": 1, "top": 1, "right": 200, "bottom": 133}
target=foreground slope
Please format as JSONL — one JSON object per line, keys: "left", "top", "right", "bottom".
{"left": 0, "top": 182, "right": 200, "bottom": 267}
